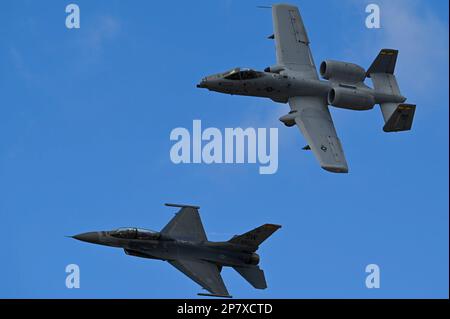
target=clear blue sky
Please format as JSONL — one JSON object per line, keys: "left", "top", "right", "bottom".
{"left": 0, "top": 0, "right": 448, "bottom": 298}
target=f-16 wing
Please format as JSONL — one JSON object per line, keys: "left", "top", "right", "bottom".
{"left": 289, "top": 96, "right": 348, "bottom": 173}
{"left": 162, "top": 204, "right": 207, "bottom": 242}
{"left": 272, "top": 4, "right": 318, "bottom": 79}
{"left": 168, "top": 259, "right": 231, "bottom": 298}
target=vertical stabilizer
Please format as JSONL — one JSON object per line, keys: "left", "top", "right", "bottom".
{"left": 367, "top": 49, "right": 416, "bottom": 132}
{"left": 228, "top": 224, "right": 281, "bottom": 252}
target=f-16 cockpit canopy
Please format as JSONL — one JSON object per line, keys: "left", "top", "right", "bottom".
{"left": 222, "top": 68, "right": 264, "bottom": 80}
{"left": 110, "top": 227, "right": 160, "bottom": 240}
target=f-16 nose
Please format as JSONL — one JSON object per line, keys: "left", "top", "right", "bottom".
{"left": 72, "top": 232, "right": 100, "bottom": 244}
{"left": 196, "top": 78, "right": 207, "bottom": 88}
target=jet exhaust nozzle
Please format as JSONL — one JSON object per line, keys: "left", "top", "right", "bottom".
{"left": 248, "top": 253, "right": 260, "bottom": 265}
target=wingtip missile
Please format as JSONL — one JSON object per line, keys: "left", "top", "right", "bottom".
{"left": 197, "top": 293, "right": 233, "bottom": 298}
{"left": 165, "top": 203, "right": 200, "bottom": 209}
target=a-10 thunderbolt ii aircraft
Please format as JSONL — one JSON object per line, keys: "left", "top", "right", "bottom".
{"left": 72, "top": 203, "right": 281, "bottom": 298}
{"left": 197, "top": 3, "right": 415, "bottom": 173}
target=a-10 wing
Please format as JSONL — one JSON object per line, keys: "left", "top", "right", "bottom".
{"left": 272, "top": 3, "right": 318, "bottom": 79}
{"left": 289, "top": 96, "right": 348, "bottom": 173}
{"left": 272, "top": 5, "right": 348, "bottom": 173}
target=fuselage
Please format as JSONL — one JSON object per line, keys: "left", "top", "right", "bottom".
{"left": 197, "top": 67, "right": 405, "bottom": 110}
{"left": 197, "top": 68, "right": 329, "bottom": 103}
{"left": 73, "top": 229, "right": 258, "bottom": 268}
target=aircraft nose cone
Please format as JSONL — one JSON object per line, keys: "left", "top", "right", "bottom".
{"left": 196, "top": 78, "right": 207, "bottom": 88}
{"left": 72, "top": 232, "right": 100, "bottom": 244}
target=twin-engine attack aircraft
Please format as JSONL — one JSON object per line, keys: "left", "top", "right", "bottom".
{"left": 72, "top": 203, "right": 281, "bottom": 298}
{"left": 197, "top": 3, "right": 416, "bottom": 173}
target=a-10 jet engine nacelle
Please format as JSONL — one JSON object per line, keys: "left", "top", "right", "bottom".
{"left": 328, "top": 86, "right": 375, "bottom": 110}
{"left": 320, "top": 60, "right": 376, "bottom": 110}
{"left": 320, "top": 60, "right": 366, "bottom": 83}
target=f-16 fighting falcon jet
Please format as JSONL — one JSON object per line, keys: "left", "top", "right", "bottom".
{"left": 197, "top": 3, "right": 416, "bottom": 173}
{"left": 72, "top": 203, "right": 281, "bottom": 298}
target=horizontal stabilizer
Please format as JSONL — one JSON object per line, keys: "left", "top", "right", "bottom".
{"left": 228, "top": 224, "right": 281, "bottom": 251}
{"left": 233, "top": 266, "right": 267, "bottom": 289}
{"left": 382, "top": 103, "right": 416, "bottom": 132}
{"left": 370, "top": 73, "right": 402, "bottom": 96}
{"left": 366, "top": 49, "right": 398, "bottom": 77}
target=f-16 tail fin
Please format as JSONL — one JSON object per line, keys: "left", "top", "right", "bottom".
{"left": 233, "top": 266, "right": 267, "bottom": 289}
{"left": 228, "top": 224, "right": 281, "bottom": 252}
{"left": 366, "top": 49, "right": 416, "bottom": 132}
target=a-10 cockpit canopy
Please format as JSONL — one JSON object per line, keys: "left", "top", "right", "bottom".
{"left": 222, "top": 68, "right": 264, "bottom": 80}
{"left": 110, "top": 227, "right": 160, "bottom": 240}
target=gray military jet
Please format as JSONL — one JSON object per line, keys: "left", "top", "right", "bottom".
{"left": 72, "top": 203, "right": 281, "bottom": 298}
{"left": 197, "top": 3, "right": 415, "bottom": 173}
